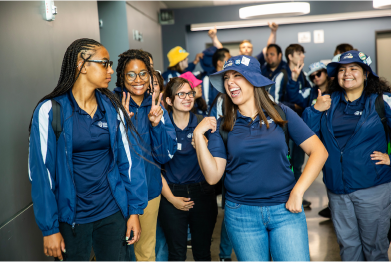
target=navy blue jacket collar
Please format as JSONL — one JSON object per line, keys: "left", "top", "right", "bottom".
{"left": 262, "top": 60, "right": 288, "bottom": 79}
{"left": 169, "top": 112, "right": 198, "bottom": 131}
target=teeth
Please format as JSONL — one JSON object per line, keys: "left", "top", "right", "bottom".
{"left": 230, "top": 87, "right": 240, "bottom": 92}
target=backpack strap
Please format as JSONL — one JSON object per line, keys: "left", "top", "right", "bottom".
{"left": 375, "top": 95, "right": 391, "bottom": 154}
{"left": 51, "top": 99, "right": 62, "bottom": 141}
{"left": 280, "top": 68, "right": 289, "bottom": 100}
{"left": 195, "top": 114, "right": 204, "bottom": 125}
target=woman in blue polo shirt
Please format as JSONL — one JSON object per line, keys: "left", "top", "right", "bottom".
{"left": 159, "top": 77, "right": 217, "bottom": 261}
{"left": 28, "top": 39, "right": 148, "bottom": 261}
{"left": 114, "top": 49, "right": 177, "bottom": 261}
{"left": 193, "top": 55, "right": 328, "bottom": 261}
{"left": 303, "top": 50, "right": 391, "bottom": 261}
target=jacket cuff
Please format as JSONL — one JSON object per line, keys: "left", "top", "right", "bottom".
{"left": 42, "top": 227, "right": 60, "bottom": 237}
{"left": 310, "top": 105, "right": 323, "bottom": 114}
{"left": 129, "top": 208, "right": 144, "bottom": 216}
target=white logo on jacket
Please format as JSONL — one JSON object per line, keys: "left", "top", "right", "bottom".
{"left": 187, "top": 133, "right": 193, "bottom": 139}
{"left": 98, "top": 121, "right": 108, "bottom": 128}
{"left": 354, "top": 111, "right": 362, "bottom": 116}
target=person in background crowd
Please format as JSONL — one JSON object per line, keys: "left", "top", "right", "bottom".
{"left": 303, "top": 50, "right": 391, "bottom": 261}
{"left": 334, "top": 43, "right": 354, "bottom": 56}
{"left": 261, "top": 44, "right": 290, "bottom": 105}
{"left": 194, "top": 55, "right": 328, "bottom": 261}
{"left": 160, "top": 77, "right": 217, "bottom": 261}
{"left": 239, "top": 22, "right": 279, "bottom": 66}
{"left": 114, "top": 49, "right": 177, "bottom": 261}
{"left": 162, "top": 46, "right": 204, "bottom": 85}
{"left": 284, "top": 43, "right": 312, "bottom": 208}
{"left": 209, "top": 48, "right": 231, "bottom": 119}
{"left": 28, "top": 38, "right": 148, "bottom": 261}
{"left": 179, "top": 72, "right": 209, "bottom": 117}
{"left": 197, "top": 27, "right": 224, "bottom": 111}
{"left": 153, "top": 70, "right": 165, "bottom": 107}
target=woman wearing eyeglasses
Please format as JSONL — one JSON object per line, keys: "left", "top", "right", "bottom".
{"left": 28, "top": 39, "right": 148, "bottom": 261}
{"left": 158, "top": 77, "right": 217, "bottom": 261}
{"left": 113, "top": 49, "right": 177, "bottom": 261}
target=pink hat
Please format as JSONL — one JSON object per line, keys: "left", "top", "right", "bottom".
{"left": 179, "top": 72, "right": 202, "bottom": 89}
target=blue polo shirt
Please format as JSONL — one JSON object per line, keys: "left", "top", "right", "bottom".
{"left": 69, "top": 91, "right": 119, "bottom": 224}
{"left": 162, "top": 112, "right": 206, "bottom": 185}
{"left": 332, "top": 93, "right": 366, "bottom": 149}
{"left": 208, "top": 105, "right": 314, "bottom": 206}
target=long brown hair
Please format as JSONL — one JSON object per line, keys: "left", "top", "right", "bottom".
{"left": 163, "top": 77, "right": 192, "bottom": 114}
{"left": 222, "top": 85, "right": 287, "bottom": 132}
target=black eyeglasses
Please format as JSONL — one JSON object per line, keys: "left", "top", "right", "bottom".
{"left": 126, "top": 71, "right": 149, "bottom": 82}
{"left": 176, "top": 91, "right": 196, "bottom": 99}
{"left": 86, "top": 60, "right": 113, "bottom": 68}
{"left": 309, "top": 71, "right": 323, "bottom": 82}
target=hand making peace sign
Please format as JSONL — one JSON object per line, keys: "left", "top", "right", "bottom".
{"left": 148, "top": 91, "right": 164, "bottom": 127}
{"left": 291, "top": 61, "right": 305, "bottom": 82}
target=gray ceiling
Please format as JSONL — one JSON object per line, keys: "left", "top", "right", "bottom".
{"left": 162, "top": 0, "right": 276, "bottom": 9}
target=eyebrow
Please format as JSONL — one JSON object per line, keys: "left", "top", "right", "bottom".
{"left": 340, "top": 65, "right": 359, "bottom": 69}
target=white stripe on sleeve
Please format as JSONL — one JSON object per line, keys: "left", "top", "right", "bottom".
{"left": 118, "top": 111, "right": 132, "bottom": 181}
{"left": 273, "top": 73, "right": 284, "bottom": 103}
{"left": 38, "top": 100, "right": 53, "bottom": 189}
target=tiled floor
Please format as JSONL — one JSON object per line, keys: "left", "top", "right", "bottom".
{"left": 186, "top": 168, "right": 391, "bottom": 261}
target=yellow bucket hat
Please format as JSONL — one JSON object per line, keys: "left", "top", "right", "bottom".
{"left": 167, "top": 46, "right": 189, "bottom": 67}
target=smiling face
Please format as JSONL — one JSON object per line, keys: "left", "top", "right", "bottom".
{"left": 80, "top": 46, "right": 114, "bottom": 89}
{"left": 171, "top": 83, "right": 194, "bottom": 113}
{"left": 124, "top": 59, "right": 150, "bottom": 97}
{"left": 337, "top": 63, "right": 366, "bottom": 91}
{"left": 223, "top": 70, "right": 254, "bottom": 106}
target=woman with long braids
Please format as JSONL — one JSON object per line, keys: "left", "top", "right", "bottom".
{"left": 28, "top": 38, "right": 148, "bottom": 261}
{"left": 193, "top": 55, "right": 328, "bottom": 261}
{"left": 114, "top": 49, "right": 177, "bottom": 261}
{"left": 303, "top": 50, "right": 391, "bottom": 261}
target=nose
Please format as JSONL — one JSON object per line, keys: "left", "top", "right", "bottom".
{"left": 108, "top": 66, "right": 114, "bottom": 74}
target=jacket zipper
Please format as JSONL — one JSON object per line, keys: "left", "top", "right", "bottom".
{"left": 135, "top": 108, "right": 138, "bottom": 120}
{"left": 326, "top": 113, "right": 369, "bottom": 193}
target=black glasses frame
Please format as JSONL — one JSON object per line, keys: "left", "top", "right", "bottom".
{"left": 126, "top": 71, "right": 149, "bottom": 82}
{"left": 86, "top": 60, "right": 113, "bottom": 68}
{"left": 176, "top": 91, "right": 196, "bottom": 99}
{"left": 309, "top": 71, "right": 323, "bottom": 81}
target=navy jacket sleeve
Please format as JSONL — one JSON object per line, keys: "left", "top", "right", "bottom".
{"left": 184, "top": 62, "right": 196, "bottom": 73}
{"left": 268, "top": 71, "right": 286, "bottom": 104}
{"left": 256, "top": 52, "right": 266, "bottom": 66}
{"left": 116, "top": 112, "right": 148, "bottom": 216}
{"left": 150, "top": 107, "right": 178, "bottom": 164}
{"left": 286, "top": 79, "right": 312, "bottom": 108}
{"left": 29, "top": 100, "right": 60, "bottom": 236}
{"left": 302, "top": 105, "right": 324, "bottom": 137}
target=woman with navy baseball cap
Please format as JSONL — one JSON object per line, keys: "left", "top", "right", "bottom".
{"left": 303, "top": 50, "right": 391, "bottom": 261}
{"left": 192, "top": 55, "right": 328, "bottom": 261}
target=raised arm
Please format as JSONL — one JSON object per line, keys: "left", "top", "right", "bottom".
{"left": 193, "top": 117, "right": 226, "bottom": 185}
{"left": 208, "top": 26, "right": 223, "bottom": 49}
{"left": 262, "top": 22, "right": 278, "bottom": 56}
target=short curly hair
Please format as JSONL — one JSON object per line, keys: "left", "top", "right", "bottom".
{"left": 115, "top": 49, "right": 154, "bottom": 93}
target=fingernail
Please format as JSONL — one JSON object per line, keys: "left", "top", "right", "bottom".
{"left": 127, "top": 243, "right": 131, "bottom": 245}
{"left": 126, "top": 236, "right": 129, "bottom": 241}
{"left": 63, "top": 249, "right": 66, "bottom": 253}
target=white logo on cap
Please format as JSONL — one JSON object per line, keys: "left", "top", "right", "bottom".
{"left": 366, "top": 56, "right": 372, "bottom": 66}
{"left": 223, "top": 61, "right": 233, "bottom": 69}
{"left": 343, "top": 53, "right": 353, "bottom": 59}
{"left": 235, "top": 60, "right": 241, "bottom": 65}
{"left": 241, "top": 56, "right": 250, "bottom": 66}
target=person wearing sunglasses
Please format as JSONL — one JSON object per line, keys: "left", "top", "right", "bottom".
{"left": 28, "top": 39, "right": 148, "bottom": 260}
{"left": 159, "top": 77, "right": 217, "bottom": 261}
{"left": 113, "top": 49, "right": 177, "bottom": 261}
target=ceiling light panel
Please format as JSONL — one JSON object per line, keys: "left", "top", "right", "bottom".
{"left": 373, "top": 0, "right": 391, "bottom": 9}
{"left": 213, "top": 0, "right": 276, "bottom": 6}
{"left": 239, "top": 2, "right": 310, "bottom": 19}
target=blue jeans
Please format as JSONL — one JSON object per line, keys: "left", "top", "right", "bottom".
{"left": 219, "top": 217, "right": 233, "bottom": 259}
{"left": 128, "top": 219, "right": 169, "bottom": 261}
{"left": 224, "top": 200, "right": 310, "bottom": 261}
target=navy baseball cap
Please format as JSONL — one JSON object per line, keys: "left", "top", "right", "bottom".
{"left": 209, "top": 55, "right": 275, "bottom": 94}
{"left": 327, "top": 50, "right": 378, "bottom": 78}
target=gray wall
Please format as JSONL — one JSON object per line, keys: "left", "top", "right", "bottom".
{"left": 0, "top": 1, "right": 100, "bottom": 259}
{"left": 98, "top": 1, "right": 130, "bottom": 91}
{"left": 126, "top": 1, "right": 166, "bottom": 72}
{"left": 161, "top": 1, "right": 391, "bottom": 74}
